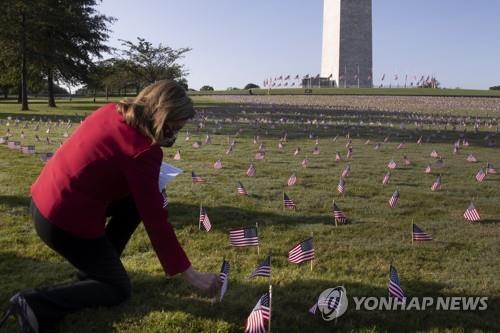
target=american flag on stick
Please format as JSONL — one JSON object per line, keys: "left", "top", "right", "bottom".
{"left": 237, "top": 181, "right": 248, "bottom": 196}
{"left": 288, "top": 238, "right": 315, "bottom": 264}
{"left": 337, "top": 177, "right": 346, "bottom": 194}
{"left": 173, "top": 150, "right": 181, "bottom": 160}
{"left": 283, "top": 192, "right": 296, "bottom": 209}
{"left": 464, "top": 202, "right": 481, "bottom": 222}
{"left": 335, "top": 151, "right": 342, "bottom": 161}
{"left": 293, "top": 147, "right": 300, "bottom": 156}
{"left": 244, "top": 292, "right": 271, "bottom": 333}
{"left": 431, "top": 175, "right": 442, "bottom": 191}
{"left": 430, "top": 150, "right": 439, "bottom": 158}
{"left": 388, "top": 265, "right": 405, "bottom": 302}
{"left": 475, "top": 167, "right": 486, "bottom": 182}
{"left": 382, "top": 171, "right": 391, "bottom": 185}
{"left": 287, "top": 173, "right": 297, "bottom": 186}
{"left": 389, "top": 189, "right": 400, "bottom": 208}
{"left": 229, "top": 227, "right": 259, "bottom": 247}
{"left": 301, "top": 158, "right": 309, "bottom": 168}
{"left": 332, "top": 201, "right": 347, "bottom": 225}
{"left": 199, "top": 205, "right": 212, "bottom": 232}
{"left": 412, "top": 223, "right": 433, "bottom": 241}
{"left": 467, "top": 154, "right": 477, "bottom": 163}
{"left": 486, "top": 162, "right": 497, "bottom": 174}
{"left": 403, "top": 155, "right": 411, "bottom": 166}
{"left": 387, "top": 159, "right": 397, "bottom": 169}
{"left": 425, "top": 164, "right": 432, "bottom": 174}
{"left": 246, "top": 163, "right": 256, "bottom": 177}
{"left": 213, "top": 159, "right": 222, "bottom": 169}
{"left": 219, "top": 259, "right": 230, "bottom": 301}
{"left": 249, "top": 255, "right": 271, "bottom": 278}
{"left": 191, "top": 171, "right": 204, "bottom": 184}
{"left": 341, "top": 164, "right": 351, "bottom": 178}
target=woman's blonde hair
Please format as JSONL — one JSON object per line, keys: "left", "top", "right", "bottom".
{"left": 117, "top": 80, "right": 195, "bottom": 143}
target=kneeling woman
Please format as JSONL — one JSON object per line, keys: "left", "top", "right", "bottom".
{"left": 0, "top": 80, "right": 220, "bottom": 332}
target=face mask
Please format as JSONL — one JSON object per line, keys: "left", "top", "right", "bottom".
{"left": 160, "top": 128, "right": 178, "bottom": 147}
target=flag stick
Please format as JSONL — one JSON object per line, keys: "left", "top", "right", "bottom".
{"left": 411, "top": 219, "right": 414, "bottom": 245}
{"left": 268, "top": 284, "right": 273, "bottom": 333}
{"left": 256, "top": 222, "right": 260, "bottom": 256}
{"left": 282, "top": 191, "right": 285, "bottom": 211}
{"left": 199, "top": 202, "right": 202, "bottom": 230}
{"left": 333, "top": 199, "right": 338, "bottom": 227}
{"left": 310, "top": 232, "right": 314, "bottom": 272}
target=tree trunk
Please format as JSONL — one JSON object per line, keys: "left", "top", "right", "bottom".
{"left": 2, "top": 88, "right": 8, "bottom": 99}
{"left": 105, "top": 86, "right": 109, "bottom": 101}
{"left": 21, "top": 10, "right": 29, "bottom": 111}
{"left": 47, "top": 68, "right": 56, "bottom": 107}
{"left": 17, "top": 81, "right": 22, "bottom": 103}
{"left": 93, "top": 89, "right": 96, "bottom": 103}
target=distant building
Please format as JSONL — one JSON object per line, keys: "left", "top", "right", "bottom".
{"left": 321, "top": 0, "right": 373, "bottom": 88}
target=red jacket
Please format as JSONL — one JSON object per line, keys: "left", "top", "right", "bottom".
{"left": 31, "top": 103, "right": 190, "bottom": 276}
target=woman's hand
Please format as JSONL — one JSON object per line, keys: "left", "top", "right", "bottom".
{"left": 182, "top": 266, "right": 221, "bottom": 298}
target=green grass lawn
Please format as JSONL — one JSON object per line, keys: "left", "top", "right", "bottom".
{"left": 0, "top": 98, "right": 499, "bottom": 332}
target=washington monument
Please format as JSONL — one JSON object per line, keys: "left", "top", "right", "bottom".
{"left": 321, "top": 0, "right": 373, "bottom": 88}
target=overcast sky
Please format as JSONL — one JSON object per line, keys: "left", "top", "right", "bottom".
{"left": 97, "top": 0, "right": 500, "bottom": 90}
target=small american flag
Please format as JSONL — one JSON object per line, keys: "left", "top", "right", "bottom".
{"left": 430, "top": 150, "right": 439, "bottom": 158}
{"left": 475, "top": 167, "right": 486, "bottom": 182}
{"left": 486, "top": 162, "right": 497, "bottom": 174}
{"left": 417, "top": 136, "right": 422, "bottom": 144}
{"left": 341, "top": 164, "right": 350, "bottom": 178}
{"left": 403, "top": 155, "right": 411, "bottom": 165}
{"left": 467, "top": 154, "right": 477, "bottom": 163}
{"left": 332, "top": 202, "right": 347, "bottom": 225}
{"left": 191, "top": 171, "right": 204, "bottom": 184}
{"left": 249, "top": 255, "right": 271, "bottom": 278}
{"left": 312, "top": 146, "right": 320, "bottom": 155}
{"left": 226, "top": 144, "right": 234, "bottom": 155}
{"left": 237, "top": 181, "right": 248, "bottom": 196}
{"left": 382, "top": 171, "right": 391, "bottom": 185}
{"left": 294, "top": 147, "right": 300, "bottom": 156}
{"left": 335, "top": 151, "right": 342, "bottom": 161}
{"left": 255, "top": 151, "right": 265, "bottom": 160}
{"left": 388, "top": 159, "right": 397, "bottom": 169}
{"left": 219, "top": 259, "right": 230, "bottom": 301}
{"left": 374, "top": 143, "right": 381, "bottom": 150}
{"left": 199, "top": 206, "right": 212, "bottom": 232}
{"left": 389, "top": 190, "right": 400, "bottom": 208}
{"left": 21, "top": 145, "right": 35, "bottom": 154}
{"left": 301, "top": 158, "right": 309, "bottom": 168}
{"left": 39, "top": 152, "right": 53, "bottom": 164}
{"left": 412, "top": 224, "right": 432, "bottom": 241}
{"left": 244, "top": 293, "right": 271, "bottom": 333}
{"left": 463, "top": 139, "right": 469, "bottom": 147}
{"left": 337, "top": 177, "right": 346, "bottom": 194}
{"left": 425, "top": 164, "right": 432, "bottom": 174}
{"left": 287, "top": 173, "right": 297, "bottom": 186}
{"left": 173, "top": 150, "right": 181, "bottom": 160}
{"left": 464, "top": 202, "right": 481, "bottom": 222}
{"left": 278, "top": 142, "right": 284, "bottom": 150}
{"left": 214, "top": 159, "right": 223, "bottom": 169}
{"left": 288, "top": 238, "right": 314, "bottom": 264}
{"left": 246, "top": 163, "right": 256, "bottom": 177}
{"left": 308, "top": 302, "right": 318, "bottom": 315}
{"left": 388, "top": 265, "right": 405, "bottom": 302}
{"left": 431, "top": 175, "right": 442, "bottom": 191}
{"left": 229, "top": 227, "right": 259, "bottom": 247}
{"left": 283, "top": 192, "right": 296, "bottom": 209}
{"left": 397, "top": 143, "right": 405, "bottom": 149}
{"left": 346, "top": 147, "right": 353, "bottom": 159}
{"left": 161, "top": 189, "right": 169, "bottom": 208}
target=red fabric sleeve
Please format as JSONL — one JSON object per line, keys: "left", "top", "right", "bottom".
{"left": 123, "top": 146, "right": 191, "bottom": 276}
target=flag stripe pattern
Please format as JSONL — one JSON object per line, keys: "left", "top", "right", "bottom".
{"left": 288, "top": 238, "right": 315, "bottom": 264}
{"left": 283, "top": 192, "right": 296, "bottom": 209}
{"left": 464, "top": 202, "right": 481, "bottom": 221}
{"left": 244, "top": 293, "right": 271, "bottom": 333}
{"left": 199, "top": 207, "right": 212, "bottom": 232}
{"left": 219, "top": 259, "right": 230, "bottom": 301}
{"left": 389, "top": 190, "right": 400, "bottom": 208}
{"left": 412, "top": 224, "right": 432, "bottom": 241}
{"left": 237, "top": 181, "right": 248, "bottom": 195}
{"left": 388, "top": 265, "right": 405, "bottom": 302}
{"left": 229, "top": 227, "right": 259, "bottom": 247}
{"left": 332, "top": 202, "right": 347, "bottom": 224}
{"left": 249, "top": 255, "right": 271, "bottom": 278}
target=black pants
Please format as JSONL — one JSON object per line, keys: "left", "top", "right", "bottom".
{"left": 24, "top": 196, "right": 141, "bottom": 331}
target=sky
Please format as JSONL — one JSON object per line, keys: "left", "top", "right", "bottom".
{"left": 97, "top": 0, "right": 500, "bottom": 90}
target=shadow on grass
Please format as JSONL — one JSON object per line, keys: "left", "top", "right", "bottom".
{"left": 0, "top": 195, "right": 31, "bottom": 209}
{"left": 0, "top": 248, "right": 498, "bottom": 332}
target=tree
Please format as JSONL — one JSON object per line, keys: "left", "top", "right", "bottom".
{"left": 119, "top": 37, "right": 191, "bottom": 88}
{"left": 244, "top": 83, "right": 260, "bottom": 90}
{"left": 490, "top": 86, "right": 500, "bottom": 91}
{"left": 200, "top": 85, "right": 214, "bottom": 91}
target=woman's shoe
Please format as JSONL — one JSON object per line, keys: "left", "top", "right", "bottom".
{"left": 0, "top": 293, "right": 39, "bottom": 333}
